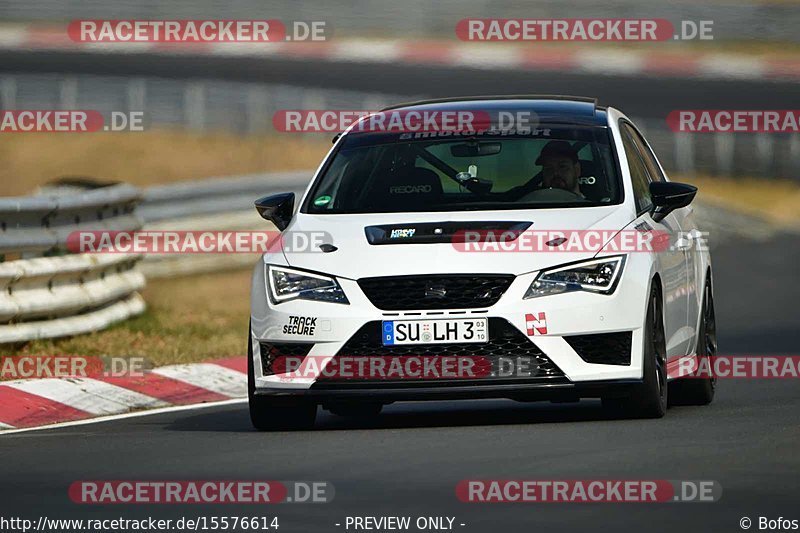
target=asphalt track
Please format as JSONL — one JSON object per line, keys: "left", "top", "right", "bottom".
{"left": 0, "top": 233, "right": 798, "bottom": 533}
{"left": 3, "top": 50, "right": 800, "bottom": 118}
{"left": 1, "top": 51, "right": 799, "bottom": 532}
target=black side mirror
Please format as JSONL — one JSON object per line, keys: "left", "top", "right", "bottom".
{"left": 649, "top": 182, "right": 697, "bottom": 222}
{"left": 255, "top": 192, "right": 294, "bottom": 231}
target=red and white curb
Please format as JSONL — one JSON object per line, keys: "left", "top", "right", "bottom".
{"left": 1, "top": 25, "right": 799, "bottom": 82}
{"left": 0, "top": 356, "right": 247, "bottom": 431}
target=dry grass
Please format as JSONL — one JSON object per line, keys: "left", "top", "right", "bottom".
{"left": 678, "top": 174, "right": 800, "bottom": 228}
{"left": 0, "top": 129, "right": 331, "bottom": 196}
{"left": 7, "top": 269, "right": 253, "bottom": 365}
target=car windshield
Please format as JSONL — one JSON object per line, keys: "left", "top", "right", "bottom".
{"left": 303, "top": 125, "right": 621, "bottom": 214}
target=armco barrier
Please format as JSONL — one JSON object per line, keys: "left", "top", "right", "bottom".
{"left": 139, "top": 172, "right": 310, "bottom": 223}
{"left": 137, "top": 172, "right": 309, "bottom": 278}
{"left": 0, "top": 184, "right": 145, "bottom": 344}
{"left": 0, "top": 172, "right": 310, "bottom": 344}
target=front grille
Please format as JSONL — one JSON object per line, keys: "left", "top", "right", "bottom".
{"left": 564, "top": 331, "right": 632, "bottom": 366}
{"left": 260, "top": 342, "right": 313, "bottom": 375}
{"left": 319, "top": 318, "right": 565, "bottom": 382}
{"left": 357, "top": 274, "right": 514, "bottom": 310}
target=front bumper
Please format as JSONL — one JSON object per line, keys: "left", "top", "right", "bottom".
{"left": 250, "top": 253, "right": 652, "bottom": 398}
{"left": 253, "top": 378, "right": 644, "bottom": 402}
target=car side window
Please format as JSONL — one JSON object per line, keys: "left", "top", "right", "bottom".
{"left": 620, "top": 126, "right": 653, "bottom": 214}
{"left": 623, "top": 123, "right": 666, "bottom": 183}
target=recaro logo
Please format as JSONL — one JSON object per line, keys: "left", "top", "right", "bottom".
{"left": 389, "top": 185, "right": 432, "bottom": 194}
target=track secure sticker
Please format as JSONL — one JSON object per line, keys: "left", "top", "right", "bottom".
{"left": 525, "top": 312, "right": 548, "bottom": 335}
{"left": 283, "top": 316, "right": 317, "bottom": 335}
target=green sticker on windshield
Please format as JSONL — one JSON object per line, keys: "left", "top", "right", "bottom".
{"left": 314, "top": 195, "right": 332, "bottom": 206}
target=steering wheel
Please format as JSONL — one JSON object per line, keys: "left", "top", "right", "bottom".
{"left": 518, "top": 187, "right": 586, "bottom": 203}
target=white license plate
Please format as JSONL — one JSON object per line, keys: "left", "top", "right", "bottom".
{"left": 382, "top": 318, "right": 488, "bottom": 346}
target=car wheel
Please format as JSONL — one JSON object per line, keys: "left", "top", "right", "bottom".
{"left": 603, "top": 285, "right": 667, "bottom": 418}
{"left": 247, "top": 322, "right": 317, "bottom": 431}
{"left": 668, "top": 278, "right": 717, "bottom": 406}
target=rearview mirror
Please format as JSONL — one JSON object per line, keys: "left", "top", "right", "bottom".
{"left": 450, "top": 142, "right": 502, "bottom": 157}
{"left": 255, "top": 192, "right": 295, "bottom": 231}
{"left": 649, "top": 182, "right": 697, "bottom": 222}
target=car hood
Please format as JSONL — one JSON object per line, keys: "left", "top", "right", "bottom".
{"left": 281, "top": 205, "right": 634, "bottom": 279}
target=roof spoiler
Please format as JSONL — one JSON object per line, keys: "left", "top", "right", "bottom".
{"left": 381, "top": 95, "right": 598, "bottom": 112}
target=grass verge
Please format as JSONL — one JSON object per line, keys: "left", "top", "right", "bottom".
{"left": 0, "top": 129, "right": 331, "bottom": 197}
{"left": 679, "top": 175, "right": 800, "bottom": 228}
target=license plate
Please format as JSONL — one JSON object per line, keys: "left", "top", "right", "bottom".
{"left": 382, "top": 318, "right": 488, "bottom": 346}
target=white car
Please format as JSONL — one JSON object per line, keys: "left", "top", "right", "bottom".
{"left": 248, "top": 96, "right": 716, "bottom": 430}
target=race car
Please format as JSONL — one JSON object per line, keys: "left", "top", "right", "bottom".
{"left": 248, "top": 96, "right": 716, "bottom": 430}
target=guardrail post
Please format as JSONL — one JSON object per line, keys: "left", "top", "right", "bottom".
{"left": 714, "top": 133, "right": 735, "bottom": 176}
{"left": 184, "top": 82, "right": 206, "bottom": 130}
{"left": 789, "top": 134, "right": 800, "bottom": 181}
{"left": 59, "top": 77, "right": 78, "bottom": 110}
{"left": 246, "top": 86, "right": 269, "bottom": 134}
{"left": 127, "top": 78, "right": 146, "bottom": 113}
{"left": 674, "top": 132, "right": 695, "bottom": 175}
{"left": 1, "top": 76, "right": 16, "bottom": 109}
{"left": 755, "top": 134, "right": 774, "bottom": 177}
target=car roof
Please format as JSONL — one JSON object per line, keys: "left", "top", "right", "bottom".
{"left": 380, "top": 95, "right": 609, "bottom": 127}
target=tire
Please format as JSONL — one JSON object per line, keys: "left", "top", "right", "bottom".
{"left": 247, "top": 322, "right": 317, "bottom": 431}
{"left": 668, "top": 277, "right": 717, "bottom": 406}
{"left": 603, "top": 284, "right": 667, "bottom": 419}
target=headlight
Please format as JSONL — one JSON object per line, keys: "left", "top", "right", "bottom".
{"left": 267, "top": 265, "right": 349, "bottom": 304}
{"left": 524, "top": 256, "right": 626, "bottom": 299}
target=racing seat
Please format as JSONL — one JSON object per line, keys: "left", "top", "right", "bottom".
{"left": 575, "top": 159, "right": 610, "bottom": 203}
{"left": 368, "top": 167, "right": 444, "bottom": 210}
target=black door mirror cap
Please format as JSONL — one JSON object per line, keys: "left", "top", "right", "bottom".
{"left": 255, "top": 192, "right": 295, "bottom": 231}
{"left": 649, "top": 181, "right": 697, "bottom": 222}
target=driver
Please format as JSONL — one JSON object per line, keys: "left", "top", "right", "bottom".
{"left": 536, "top": 140, "right": 583, "bottom": 196}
